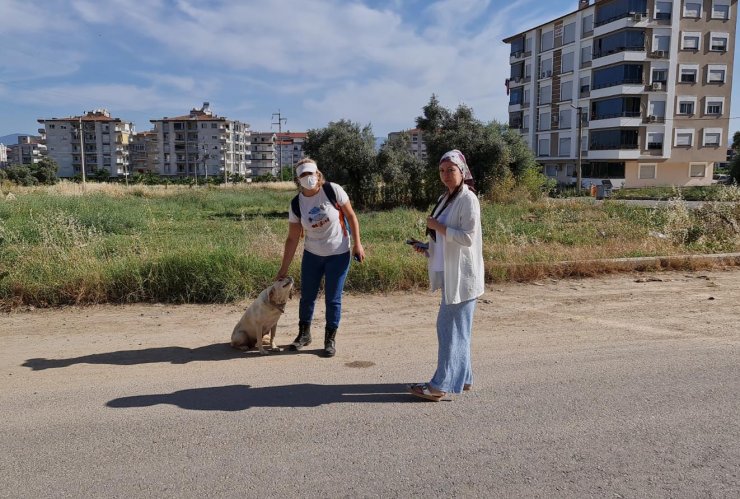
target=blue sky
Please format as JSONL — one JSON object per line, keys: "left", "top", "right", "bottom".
{"left": 1, "top": 0, "right": 739, "bottom": 138}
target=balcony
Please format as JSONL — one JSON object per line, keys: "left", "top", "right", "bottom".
{"left": 594, "top": 11, "right": 649, "bottom": 29}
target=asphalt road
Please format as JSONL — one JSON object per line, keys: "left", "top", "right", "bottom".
{"left": 1, "top": 270, "right": 739, "bottom": 498}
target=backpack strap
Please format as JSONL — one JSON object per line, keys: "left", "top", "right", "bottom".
{"left": 290, "top": 194, "right": 301, "bottom": 219}
{"left": 324, "top": 182, "right": 350, "bottom": 238}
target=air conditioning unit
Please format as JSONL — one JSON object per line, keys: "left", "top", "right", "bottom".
{"left": 546, "top": 70, "right": 552, "bottom": 77}
{"left": 633, "top": 13, "right": 643, "bottom": 21}
{"left": 513, "top": 51, "right": 521, "bottom": 58}
{"left": 514, "top": 77, "right": 522, "bottom": 83}
{"left": 651, "top": 50, "right": 666, "bottom": 58}
{"left": 651, "top": 82, "right": 663, "bottom": 90}
{"left": 648, "top": 115, "right": 656, "bottom": 122}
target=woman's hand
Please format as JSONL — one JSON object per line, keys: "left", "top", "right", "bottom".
{"left": 352, "top": 243, "right": 366, "bottom": 263}
{"left": 426, "top": 216, "right": 446, "bottom": 235}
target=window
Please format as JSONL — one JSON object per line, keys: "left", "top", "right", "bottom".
{"left": 681, "top": 32, "right": 701, "bottom": 50}
{"left": 540, "top": 58, "right": 553, "bottom": 77}
{"left": 683, "top": 2, "right": 701, "bottom": 17}
{"left": 582, "top": 14, "right": 594, "bottom": 34}
{"left": 559, "top": 138, "right": 571, "bottom": 156}
{"left": 592, "top": 63, "right": 643, "bottom": 89}
{"left": 705, "top": 98, "right": 724, "bottom": 115}
{"left": 647, "top": 132, "right": 664, "bottom": 149}
{"left": 559, "top": 109, "right": 572, "bottom": 128}
{"left": 654, "top": 34, "right": 671, "bottom": 51}
{"left": 710, "top": 33, "right": 729, "bottom": 51}
{"left": 652, "top": 68, "right": 668, "bottom": 83}
{"left": 561, "top": 52, "right": 574, "bottom": 73}
{"left": 711, "top": 0, "right": 730, "bottom": 19}
{"left": 678, "top": 98, "right": 696, "bottom": 115}
{"left": 594, "top": 29, "right": 646, "bottom": 58}
{"left": 539, "top": 112, "right": 551, "bottom": 130}
{"left": 648, "top": 100, "right": 666, "bottom": 118}
{"left": 707, "top": 65, "right": 727, "bottom": 83}
{"left": 703, "top": 128, "right": 722, "bottom": 146}
{"left": 580, "top": 76, "right": 591, "bottom": 95}
{"left": 538, "top": 138, "right": 550, "bottom": 156}
{"left": 655, "top": 1, "right": 672, "bottom": 19}
{"left": 546, "top": 165, "right": 558, "bottom": 177}
{"left": 539, "top": 85, "right": 552, "bottom": 105}
{"left": 563, "top": 22, "right": 576, "bottom": 44}
{"left": 211, "top": 123, "right": 218, "bottom": 128}
{"left": 679, "top": 65, "right": 698, "bottom": 83}
{"left": 690, "top": 163, "right": 707, "bottom": 177}
{"left": 560, "top": 80, "right": 573, "bottom": 101}
{"left": 581, "top": 46, "right": 592, "bottom": 66}
{"left": 541, "top": 30, "right": 554, "bottom": 51}
{"left": 639, "top": 164, "right": 657, "bottom": 179}
{"left": 674, "top": 129, "right": 694, "bottom": 147}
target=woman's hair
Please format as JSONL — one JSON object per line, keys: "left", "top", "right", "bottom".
{"left": 293, "top": 156, "right": 326, "bottom": 190}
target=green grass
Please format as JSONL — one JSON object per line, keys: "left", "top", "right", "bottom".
{"left": 612, "top": 184, "right": 740, "bottom": 201}
{"left": 1, "top": 184, "right": 739, "bottom": 308}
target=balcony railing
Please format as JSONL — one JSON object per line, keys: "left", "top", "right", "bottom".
{"left": 591, "top": 79, "right": 643, "bottom": 90}
{"left": 647, "top": 142, "right": 663, "bottom": 150}
{"left": 593, "top": 46, "right": 646, "bottom": 59}
{"left": 591, "top": 111, "right": 641, "bottom": 120}
{"left": 590, "top": 143, "right": 639, "bottom": 150}
{"left": 594, "top": 11, "right": 649, "bottom": 28}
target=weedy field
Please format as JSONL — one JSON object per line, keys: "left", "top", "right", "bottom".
{"left": 1, "top": 181, "right": 739, "bottom": 309}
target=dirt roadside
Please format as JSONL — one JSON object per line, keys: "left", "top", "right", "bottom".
{"left": 1, "top": 269, "right": 739, "bottom": 497}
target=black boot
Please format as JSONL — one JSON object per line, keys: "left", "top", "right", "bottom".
{"left": 322, "top": 327, "right": 337, "bottom": 357}
{"left": 289, "top": 322, "right": 312, "bottom": 351}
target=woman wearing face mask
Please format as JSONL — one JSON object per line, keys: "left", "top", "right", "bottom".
{"left": 276, "top": 158, "right": 365, "bottom": 357}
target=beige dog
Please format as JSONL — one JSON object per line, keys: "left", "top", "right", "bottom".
{"left": 231, "top": 277, "right": 294, "bottom": 355}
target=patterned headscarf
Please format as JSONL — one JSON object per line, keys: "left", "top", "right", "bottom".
{"left": 439, "top": 149, "right": 473, "bottom": 181}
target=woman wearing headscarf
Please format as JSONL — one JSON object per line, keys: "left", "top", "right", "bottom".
{"left": 407, "top": 149, "right": 484, "bottom": 401}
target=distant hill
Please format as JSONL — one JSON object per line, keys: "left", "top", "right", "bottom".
{"left": 0, "top": 133, "right": 26, "bottom": 145}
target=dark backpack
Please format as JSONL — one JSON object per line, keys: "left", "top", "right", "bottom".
{"left": 291, "top": 182, "right": 350, "bottom": 237}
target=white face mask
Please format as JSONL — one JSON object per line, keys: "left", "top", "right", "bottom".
{"left": 299, "top": 175, "right": 318, "bottom": 190}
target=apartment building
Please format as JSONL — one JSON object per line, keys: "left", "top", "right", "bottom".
{"left": 129, "top": 130, "right": 159, "bottom": 174}
{"left": 276, "top": 132, "right": 307, "bottom": 171}
{"left": 504, "top": 0, "right": 736, "bottom": 188}
{"left": 5, "top": 135, "right": 47, "bottom": 166}
{"left": 150, "top": 103, "right": 251, "bottom": 179}
{"left": 250, "top": 132, "right": 278, "bottom": 177}
{"left": 0, "top": 143, "right": 8, "bottom": 167}
{"left": 39, "top": 110, "right": 131, "bottom": 178}
{"left": 387, "top": 128, "right": 428, "bottom": 161}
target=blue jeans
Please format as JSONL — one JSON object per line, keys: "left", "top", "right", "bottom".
{"left": 299, "top": 250, "right": 351, "bottom": 330}
{"left": 430, "top": 277, "right": 477, "bottom": 394}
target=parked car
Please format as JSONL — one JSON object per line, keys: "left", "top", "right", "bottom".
{"left": 713, "top": 174, "right": 733, "bottom": 185}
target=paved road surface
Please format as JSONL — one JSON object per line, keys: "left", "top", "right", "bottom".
{"left": 1, "top": 270, "right": 739, "bottom": 497}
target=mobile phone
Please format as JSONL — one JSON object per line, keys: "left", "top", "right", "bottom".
{"left": 353, "top": 254, "right": 361, "bottom": 262}
{"left": 405, "top": 239, "right": 419, "bottom": 245}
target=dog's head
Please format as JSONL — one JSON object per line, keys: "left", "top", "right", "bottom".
{"left": 267, "top": 276, "right": 294, "bottom": 310}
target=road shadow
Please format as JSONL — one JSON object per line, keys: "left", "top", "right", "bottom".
{"left": 22, "top": 343, "right": 308, "bottom": 371}
{"left": 106, "top": 383, "right": 413, "bottom": 411}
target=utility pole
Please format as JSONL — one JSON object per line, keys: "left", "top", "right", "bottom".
{"left": 272, "top": 110, "right": 287, "bottom": 179}
{"left": 573, "top": 105, "right": 584, "bottom": 193}
{"left": 79, "top": 116, "right": 86, "bottom": 186}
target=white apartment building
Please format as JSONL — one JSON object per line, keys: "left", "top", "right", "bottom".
{"left": 504, "top": 0, "right": 736, "bottom": 188}
{"left": 387, "top": 128, "right": 428, "bottom": 161}
{"left": 39, "top": 110, "right": 132, "bottom": 178}
{"left": 250, "top": 132, "right": 278, "bottom": 177}
{"left": 0, "top": 143, "right": 9, "bottom": 167}
{"left": 150, "top": 103, "right": 251, "bottom": 179}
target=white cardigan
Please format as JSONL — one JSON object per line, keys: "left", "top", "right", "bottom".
{"left": 427, "top": 185, "right": 485, "bottom": 304}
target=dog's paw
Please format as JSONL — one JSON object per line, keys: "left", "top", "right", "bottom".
{"left": 269, "top": 346, "right": 281, "bottom": 352}
{"left": 258, "top": 349, "right": 271, "bottom": 356}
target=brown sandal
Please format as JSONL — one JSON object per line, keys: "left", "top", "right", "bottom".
{"left": 407, "top": 383, "right": 445, "bottom": 401}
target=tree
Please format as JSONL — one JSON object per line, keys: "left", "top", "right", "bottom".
{"left": 415, "top": 95, "right": 542, "bottom": 197}
{"left": 4, "top": 165, "right": 38, "bottom": 186}
{"left": 376, "top": 132, "right": 427, "bottom": 208}
{"left": 731, "top": 131, "right": 740, "bottom": 152}
{"left": 729, "top": 153, "right": 740, "bottom": 184}
{"left": 91, "top": 168, "right": 111, "bottom": 182}
{"left": 303, "top": 120, "right": 377, "bottom": 208}
{"left": 29, "top": 157, "right": 59, "bottom": 185}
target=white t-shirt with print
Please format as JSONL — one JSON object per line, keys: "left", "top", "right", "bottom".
{"left": 288, "top": 182, "right": 351, "bottom": 257}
